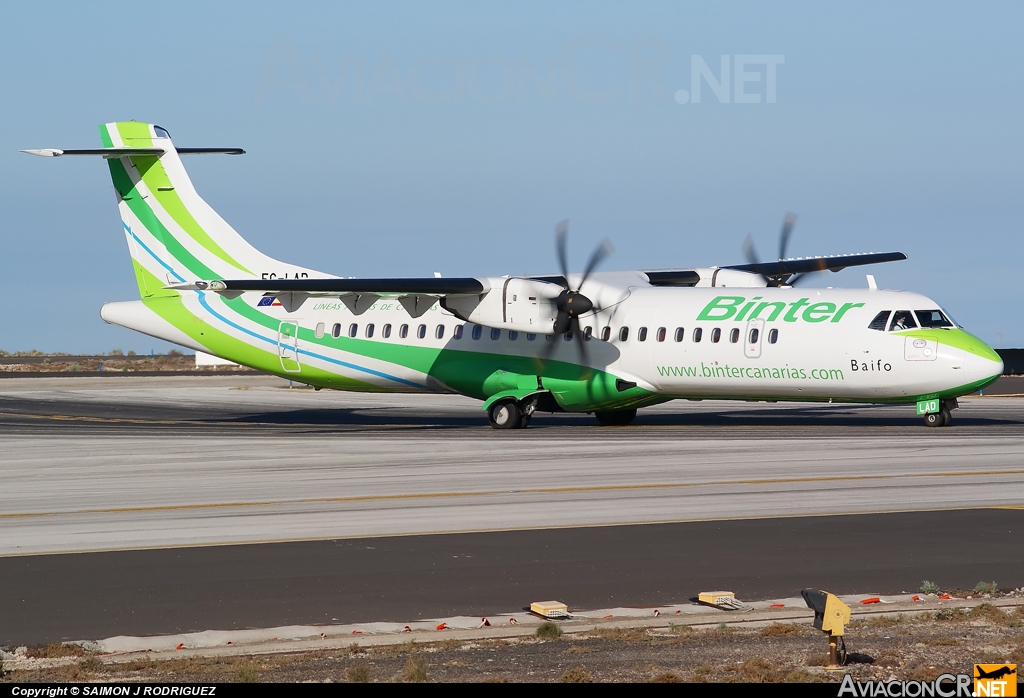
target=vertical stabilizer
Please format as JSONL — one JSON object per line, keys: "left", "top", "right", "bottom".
{"left": 100, "top": 122, "right": 325, "bottom": 298}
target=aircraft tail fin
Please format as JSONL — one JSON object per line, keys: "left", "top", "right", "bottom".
{"left": 96, "top": 122, "right": 323, "bottom": 298}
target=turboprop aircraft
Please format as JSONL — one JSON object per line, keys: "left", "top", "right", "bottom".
{"left": 23, "top": 122, "right": 1003, "bottom": 429}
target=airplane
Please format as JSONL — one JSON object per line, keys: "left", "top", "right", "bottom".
{"left": 23, "top": 122, "right": 1003, "bottom": 429}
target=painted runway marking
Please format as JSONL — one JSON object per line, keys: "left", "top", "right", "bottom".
{"left": 4, "top": 467, "right": 1024, "bottom": 520}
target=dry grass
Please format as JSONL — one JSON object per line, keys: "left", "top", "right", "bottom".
{"left": 970, "top": 603, "right": 1014, "bottom": 626}
{"left": 587, "top": 626, "right": 650, "bottom": 642}
{"left": 648, "top": 671, "right": 683, "bottom": 682}
{"left": 231, "top": 660, "right": 260, "bottom": 683}
{"left": 558, "top": 667, "right": 593, "bottom": 683}
{"left": 345, "top": 662, "right": 371, "bottom": 683}
{"left": 760, "top": 622, "right": 802, "bottom": 637}
{"left": 934, "top": 607, "right": 968, "bottom": 622}
{"left": 691, "top": 663, "right": 715, "bottom": 682}
{"left": 435, "top": 639, "right": 464, "bottom": 651}
{"left": 535, "top": 622, "right": 563, "bottom": 640}
{"left": 854, "top": 613, "right": 905, "bottom": 629}
{"left": 402, "top": 655, "right": 428, "bottom": 683}
{"left": 723, "top": 657, "right": 816, "bottom": 683}
{"left": 25, "top": 643, "right": 87, "bottom": 659}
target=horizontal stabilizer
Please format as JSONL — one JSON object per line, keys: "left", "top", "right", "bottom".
{"left": 166, "top": 277, "right": 489, "bottom": 295}
{"left": 725, "top": 251, "right": 907, "bottom": 278}
{"left": 21, "top": 147, "right": 244, "bottom": 158}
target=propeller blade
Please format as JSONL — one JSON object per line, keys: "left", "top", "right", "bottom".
{"left": 534, "top": 327, "right": 562, "bottom": 368}
{"left": 570, "top": 316, "right": 590, "bottom": 372}
{"left": 555, "top": 219, "right": 570, "bottom": 282}
{"left": 742, "top": 233, "right": 761, "bottom": 265}
{"left": 578, "top": 239, "right": 613, "bottom": 290}
{"left": 778, "top": 212, "right": 798, "bottom": 261}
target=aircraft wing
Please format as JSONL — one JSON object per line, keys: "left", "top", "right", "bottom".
{"left": 723, "top": 251, "right": 907, "bottom": 277}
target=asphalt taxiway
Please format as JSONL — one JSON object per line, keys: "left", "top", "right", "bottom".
{"left": 1, "top": 375, "right": 1022, "bottom": 644}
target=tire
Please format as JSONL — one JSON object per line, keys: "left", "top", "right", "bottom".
{"left": 595, "top": 408, "right": 638, "bottom": 426}
{"left": 488, "top": 400, "right": 522, "bottom": 429}
{"left": 923, "top": 411, "right": 943, "bottom": 427}
{"left": 939, "top": 408, "right": 951, "bottom": 427}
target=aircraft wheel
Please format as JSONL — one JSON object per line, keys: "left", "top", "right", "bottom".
{"left": 939, "top": 408, "right": 952, "bottom": 426}
{"left": 488, "top": 400, "right": 523, "bottom": 429}
{"left": 595, "top": 408, "right": 637, "bottom": 426}
{"left": 923, "top": 411, "right": 944, "bottom": 427}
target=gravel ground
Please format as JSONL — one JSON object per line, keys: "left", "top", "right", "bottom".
{"left": 4, "top": 603, "right": 1022, "bottom": 683}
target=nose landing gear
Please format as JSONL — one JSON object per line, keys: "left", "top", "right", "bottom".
{"left": 922, "top": 398, "right": 958, "bottom": 427}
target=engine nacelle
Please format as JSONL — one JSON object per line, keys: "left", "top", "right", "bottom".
{"left": 441, "top": 277, "right": 563, "bottom": 334}
{"left": 692, "top": 268, "right": 768, "bottom": 288}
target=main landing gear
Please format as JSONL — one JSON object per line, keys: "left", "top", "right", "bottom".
{"left": 923, "top": 399, "right": 958, "bottom": 428}
{"left": 486, "top": 400, "right": 640, "bottom": 429}
{"left": 487, "top": 399, "right": 533, "bottom": 430}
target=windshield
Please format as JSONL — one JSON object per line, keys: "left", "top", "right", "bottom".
{"left": 915, "top": 310, "right": 954, "bottom": 328}
{"left": 889, "top": 310, "right": 918, "bottom": 331}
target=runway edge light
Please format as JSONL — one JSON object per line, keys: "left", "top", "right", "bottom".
{"left": 801, "top": 588, "right": 851, "bottom": 668}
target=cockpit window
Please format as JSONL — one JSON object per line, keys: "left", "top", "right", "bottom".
{"left": 153, "top": 125, "right": 172, "bottom": 139}
{"left": 868, "top": 311, "right": 890, "bottom": 331}
{"left": 888, "top": 310, "right": 918, "bottom": 331}
{"left": 915, "top": 310, "right": 953, "bottom": 328}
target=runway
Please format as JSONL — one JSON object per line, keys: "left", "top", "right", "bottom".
{"left": 1, "top": 375, "right": 1022, "bottom": 644}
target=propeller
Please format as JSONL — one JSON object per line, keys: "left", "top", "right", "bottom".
{"left": 743, "top": 212, "right": 813, "bottom": 286}
{"left": 539, "top": 220, "right": 613, "bottom": 370}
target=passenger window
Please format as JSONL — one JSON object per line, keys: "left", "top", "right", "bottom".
{"left": 638, "top": 327, "right": 648, "bottom": 342}
{"left": 915, "top": 310, "right": 953, "bottom": 328}
{"left": 619, "top": 327, "right": 629, "bottom": 342}
{"left": 491, "top": 328, "right": 501, "bottom": 340}
{"left": 314, "top": 322, "right": 325, "bottom": 338}
{"left": 365, "top": 323, "right": 374, "bottom": 338}
{"left": 472, "top": 325, "right": 482, "bottom": 340}
{"left": 729, "top": 328, "right": 739, "bottom": 343}
{"left": 509, "top": 330, "right": 519, "bottom": 340}
{"left": 768, "top": 328, "right": 778, "bottom": 344}
{"left": 657, "top": 327, "right": 666, "bottom": 342}
{"left": 693, "top": 327, "right": 702, "bottom": 342}
{"left": 602, "top": 327, "right": 611, "bottom": 341}
{"left": 417, "top": 324, "right": 427, "bottom": 339}
{"left": 400, "top": 324, "right": 409, "bottom": 339}
{"left": 453, "top": 324, "right": 463, "bottom": 339}
{"left": 584, "top": 326, "right": 593, "bottom": 340}
{"left": 527, "top": 333, "right": 537, "bottom": 341}
{"left": 868, "top": 311, "right": 891, "bottom": 331}
{"left": 383, "top": 324, "right": 392, "bottom": 339}
{"left": 711, "top": 328, "right": 721, "bottom": 343}
{"left": 435, "top": 325, "right": 445, "bottom": 339}
{"left": 348, "top": 323, "right": 358, "bottom": 338}
{"left": 888, "top": 310, "right": 918, "bottom": 332}
{"left": 332, "top": 323, "right": 342, "bottom": 339}
{"left": 749, "top": 328, "right": 759, "bottom": 344}
{"left": 674, "top": 327, "right": 685, "bottom": 342}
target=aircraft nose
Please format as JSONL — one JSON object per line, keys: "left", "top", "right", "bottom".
{"left": 963, "top": 346, "right": 1003, "bottom": 381}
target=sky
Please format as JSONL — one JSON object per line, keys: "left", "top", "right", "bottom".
{"left": 2, "top": 1, "right": 1022, "bottom": 353}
